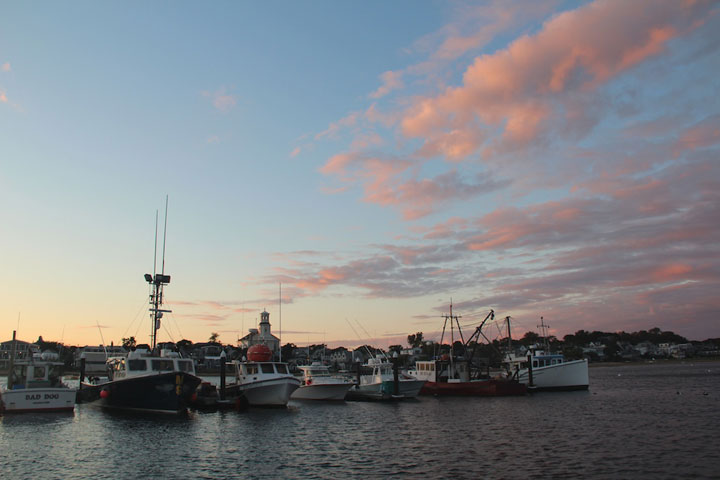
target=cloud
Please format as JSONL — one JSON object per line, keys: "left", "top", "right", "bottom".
{"left": 315, "top": 1, "right": 716, "bottom": 220}
{"left": 401, "top": 0, "right": 713, "bottom": 153}
{"left": 369, "top": 70, "right": 403, "bottom": 99}
{"left": 202, "top": 87, "right": 238, "bottom": 112}
{"left": 271, "top": 148, "right": 720, "bottom": 337}
{"left": 672, "top": 114, "right": 720, "bottom": 155}
{"left": 1, "top": 62, "right": 9, "bottom": 72}
{"left": 281, "top": 0, "right": 720, "bottom": 339}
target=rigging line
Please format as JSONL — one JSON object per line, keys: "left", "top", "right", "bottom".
{"left": 345, "top": 318, "right": 374, "bottom": 360}
{"left": 167, "top": 309, "right": 185, "bottom": 340}
{"left": 121, "top": 297, "right": 152, "bottom": 340}
{"left": 161, "top": 195, "right": 168, "bottom": 275}
{"left": 354, "top": 318, "right": 388, "bottom": 361}
{"left": 161, "top": 323, "right": 176, "bottom": 344}
{"left": 95, "top": 318, "right": 107, "bottom": 357}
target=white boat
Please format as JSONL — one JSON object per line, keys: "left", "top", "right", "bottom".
{"left": 77, "top": 345, "right": 127, "bottom": 375}
{"left": 507, "top": 349, "right": 589, "bottom": 391}
{"left": 290, "top": 362, "right": 353, "bottom": 401}
{"left": 347, "top": 356, "right": 425, "bottom": 400}
{"left": 1, "top": 334, "right": 76, "bottom": 414}
{"left": 225, "top": 344, "right": 300, "bottom": 407}
{"left": 505, "top": 317, "right": 589, "bottom": 391}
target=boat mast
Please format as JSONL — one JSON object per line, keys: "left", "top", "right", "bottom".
{"left": 8, "top": 330, "right": 17, "bottom": 387}
{"left": 146, "top": 196, "right": 172, "bottom": 352}
{"left": 538, "top": 316, "right": 550, "bottom": 352}
{"left": 506, "top": 316, "right": 512, "bottom": 354}
{"left": 279, "top": 282, "right": 282, "bottom": 362}
{"left": 440, "top": 301, "right": 462, "bottom": 377}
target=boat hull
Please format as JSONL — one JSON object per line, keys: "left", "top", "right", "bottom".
{"left": 381, "top": 379, "right": 426, "bottom": 398}
{"left": 226, "top": 377, "right": 300, "bottom": 407}
{"left": 420, "top": 378, "right": 527, "bottom": 396}
{"left": 290, "top": 382, "right": 352, "bottom": 401}
{"left": 1, "top": 387, "right": 76, "bottom": 413}
{"left": 347, "top": 379, "right": 426, "bottom": 400}
{"left": 94, "top": 372, "right": 202, "bottom": 414}
{"left": 519, "top": 359, "right": 589, "bottom": 391}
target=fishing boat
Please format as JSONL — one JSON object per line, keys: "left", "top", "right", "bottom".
{"left": 290, "top": 362, "right": 353, "bottom": 401}
{"left": 411, "top": 306, "right": 526, "bottom": 396}
{"left": 346, "top": 356, "right": 425, "bottom": 401}
{"left": 0, "top": 331, "right": 76, "bottom": 414}
{"left": 506, "top": 317, "right": 589, "bottom": 391}
{"left": 81, "top": 201, "right": 202, "bottom": 414}
{"left": 225, "top": 344, "right": 300, "bottom": 407}
{"left": 412, "top": 356, "right": 526, "bottom": 396}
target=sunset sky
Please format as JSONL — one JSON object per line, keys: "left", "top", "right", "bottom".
{"left": 1, "top": 0, "right": 718, "bottom": 349}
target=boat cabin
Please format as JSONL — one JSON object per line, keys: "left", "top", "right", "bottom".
{"left": 414, "top": 358, "right": 470, "bottom": 383}
{"left": 7, "top": 359, "right": 65, "bottom": 390}
{"left": 107, "top": 350, "right": 196, "bottom": 381}
{"left": 235, "top": 362, "right": 290, "bottom": 381}
{"left": 298, "top": 363, "right": 332, "bottom": 378}
{"left": 529, "top": 354, "right": 565, "bottom": 369}
{"left": 507, "top": 351, "right": 566, "bottom": 370}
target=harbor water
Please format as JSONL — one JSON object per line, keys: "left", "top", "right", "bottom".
{"left": 1, "top": 361, "right": 719, "bottom": 479}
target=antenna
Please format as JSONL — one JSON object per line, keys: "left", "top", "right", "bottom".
{"left": 279, "top": 282, "right": 282, "bottom": 362}
{"left": 153, "top": 210, "right": 158, "bottom": 278}
{"left": 96, "top": 319, "right": 107, "bottom": 358}
{"left": 146, "top": 196, "right": 172, "bottom": 351}
{"left": 161, "top": 195, "right": 168, "bottom": 275}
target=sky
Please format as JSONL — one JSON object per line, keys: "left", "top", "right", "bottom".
{"left": 1, "top": 0, "right": 719, "bottom": 349}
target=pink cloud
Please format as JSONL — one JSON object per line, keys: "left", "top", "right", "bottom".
{"left": 315, "top": 112, "right": 360, "bottom": 140}
{"left": 402, "top": 0, "right": 711, "bottom": 151}
{"left": 369, "top": 70, "right": 403, "bottom": 99}
{"left": 1, "top": 62, "right": 10, "bottom": 72}
{"left": 202, "top": 87, "right": 238, "bottom": 112}
{"left": 673, "top": 114, "right": 720, "bottom": 154}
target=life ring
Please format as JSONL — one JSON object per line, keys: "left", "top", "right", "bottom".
{"left": 306, "top": 379, "right": 312, "bottom": 385}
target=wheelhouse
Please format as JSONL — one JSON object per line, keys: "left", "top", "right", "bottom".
{"left": 8, "top": 361, "right": 65, "bottom": 389}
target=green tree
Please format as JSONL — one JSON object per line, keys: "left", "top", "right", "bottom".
{"left": 209, "top": 332, "right": 220, "bottom": 343}
{"left": 407, "top": 332, "right": 424, "bottom": 348}
{"left": 122, "top": 336, "right": 137, "bottom": 349}
{"left": 177, "top": 339, "right": 193, "bottom": 356}
{"left": 520, "top": 331, "right": 541, "bottom": 345}
{"left": 281, "top": 343, "right": 296, "bottom": 362}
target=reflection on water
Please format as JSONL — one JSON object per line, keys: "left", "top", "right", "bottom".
{"left": 1, "top": 362, "right": 719, "bottom": 479}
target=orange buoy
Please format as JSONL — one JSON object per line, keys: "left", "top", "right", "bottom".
{"left": 247, "top": 344, "right": 272, "bottom": 362}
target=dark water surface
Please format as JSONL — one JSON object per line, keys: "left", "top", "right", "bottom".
{"left": 2, "top": 361, "right": 719, "bottom": 479}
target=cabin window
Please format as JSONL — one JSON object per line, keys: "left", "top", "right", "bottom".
{"left": 244, "top": 364, "right": 258, "bottom": 375}
{"left": 33, "top": 366, "right": 46, "bottom": 379}
{"left": 430, "top": 364, "right": 435, "bottom": 371}
{"left": 533, "top": 361, "right": 538, "bottom": 368}
{"left": 276, "top": 364, "right": 288, "bottom": 374}
{"left": 176, "top": 360, "right": 193, "bottom": 372}
{"left": 128, "top": 360, "right": 147, "bottom": 371}
{"left": 261, "top": 364, "right": 275, "bottom": 374}
{"left": 151, "top": 359, "right": 175, "bottom": 371}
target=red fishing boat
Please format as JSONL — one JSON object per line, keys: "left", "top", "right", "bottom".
{"left": 410, "top": 305, "right": 526, "bottom": 396}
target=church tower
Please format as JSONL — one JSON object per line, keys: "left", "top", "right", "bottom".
{"left": 259, "top": 309, "right": 271, "bottom": 337}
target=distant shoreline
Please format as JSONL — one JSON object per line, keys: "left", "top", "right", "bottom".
{"left": 589, "top": 357, "right": 720, "bottom": 368}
